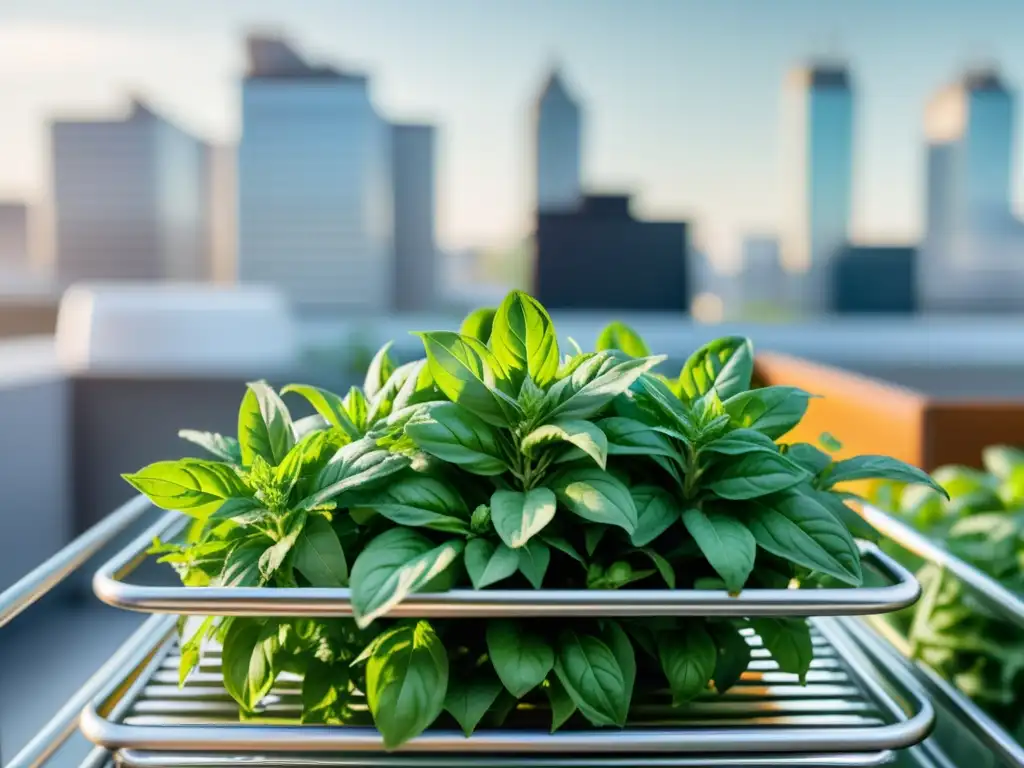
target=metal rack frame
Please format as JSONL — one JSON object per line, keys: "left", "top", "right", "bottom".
{"left": 859, "top": 504, "right": 1024, "bottom": 630}
{"left": 77, "top": 615, "right": 934, "bottom": 760}
{"left": 857, "top": 503, "right": 1024, "bottom": 767}
{"left": 93, "top": 510, "right": 921, "bottom": 619}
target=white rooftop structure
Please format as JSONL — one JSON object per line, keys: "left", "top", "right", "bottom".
{"left": 55, "top": 283, "right": 299, "bottom": 377}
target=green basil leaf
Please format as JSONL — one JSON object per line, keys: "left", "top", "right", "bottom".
{"left": 489, "top": 289, "right": 560, "bottom": 386}
{"left": 238, "top": 380, "right": 295, "bottom": 465}
{"left": 343, "top": 387, "right": 369, "bottom": 432}
{"left": 546, "top": 352, "right": 666, "bottom": 421}
{"left": 554, "top": 630, "right": 629, "bottom": 726}
{"left": 222, "top": 619, "right": 279, "bottom": 711}
{"left": 551, "top": 467, "right": 638, "bottom": 533}
{"left": 292, "top": 514, "right": 348, "bottom": 587}
{"left": 807, "top": 487, "right": 879, "bottom": 543}
{"left": 982, "top": 445, "right": 1024, "bottom": 481}
{"left": 300, "top": 437, "right": 410, "bottom": 510}
{"left": 282, "top": 384, "right": 361, "bottom": 441}
{"left": 405, "top": 403, "right": 507, "bottom": 476}
{"left": 459, "top": 306, "right": 496, "bottom": 344}
{"left": 636, "top": 547, "right": 676, "bottom": 588}
{"left": 464, "top": 538, "right": 520, "bottom": 589}
{"left": 635, "top": 374, "right": 694, "bottom": 438}
{"left": 679, "top": 337, "right": 754, "bottom": 402}
{"left": 541, "top": 533, "right": 586, "bottom": 565}
{"left": 723, "top": 386, "right": 811, "bottom": 440}
{"left": 517, "top": 538, "right": 551, "bottom": 588}
{"left": 544, "top": 676, "right": 577, "bottom": 732}
{"left": 824, "top": 455, "right": 948, "bottom": 498}
{"left": 751, "top": 618, "right": 813, "bottom": 682}
{"left": 486, "top": 619, "right": 555, "bottom": 698}
{"left": 353, "top": 475, "right": 469, "bottom": 535}
{"left": 522, "top": 419, "right": 608, "bottom": 469}
{"left": 598, "top": 416, "right": 682, "bottom": 460}
{"left": 709, "top": 622, "right": 751, "bottom": 694}
{"left": 629, "top": 485, "right": 679, "bottom": 547}
{"left": 746, "top": 489, "right": 862, "bottom": 586}
{"left": 178, "top": 616, "right": 214, "bottom": 686}
{"left": 600, "top": 621, "right": 636, "bottom": 706}
{"left": 391, "top": 359, "right": 442, "bottom": 412}
{"left": 595, "top": 321, "right": 650, "bottom": 357}
{"left": 443, "top": 667, "right": 503, "bottom": 736}
{"left": 784, "top": 443, "right": 833, "bottom": 475}
{"left": 584, "top": 525, "right": 606, "bottom": 557}
{"left": 217, "top": 540, "right": 266, "bottom": 586}
{"left": 681, "top": 507, "right": 756, "bottom": 593}
{"left": 416, "top": 331, "right": 520, "bottom": 427}
{"left": 349, "top": 528, "right": 464, "bottom": 627}
{"left": 258, "top": 511, "right": 306, "bottom": 579}
{"left": 301, "top": 658, "right": 350, "bottom": 724}
{"left": 123, "top": 459, "right": 250, "bottom": 516}
{"left": 363, "top": 341, "right": 396, "bottom": 400}
{"left": 703, "top": 428, "right": 780, "bottom": 457}
{"left": 818, "top": 432, "right": 843, "bottom": 452}
{"left": 657, "top": 623, "right": 716, "bottom": 705}
{"left": 366, "top": 621, "right": 448, "bottom": 749}
{"left": 705, "top": 451, "right": 809, "bottom": 500}
{"left": 491, "top": 487, "right": 558, "bottom": 548}
{"left": 178, "top": 429, "right": 242, "bottom": 463}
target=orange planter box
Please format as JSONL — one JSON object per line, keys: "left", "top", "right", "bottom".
{"left": 753, "top": 353, "right": 1024, "bottom": 472}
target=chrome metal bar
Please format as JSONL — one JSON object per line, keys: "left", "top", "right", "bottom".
{"left": 113, "top": 751, "right": 896, "bottom": 767}
{"left": 859, "top": 503, "right": 1024, "bottom": 631}
{"left": 860, "top": 616, "right": 1024, "bottom": 767}
{"left": 0, "top": 495, "right": 152, "bottom": 629}
{"left": 4, "top": 614, "right": 176, "bottom": 768}
{"left": 93, "top": 510, "right": 921, "bottom": 618}
{"left": 78, "top": 619, "right": 932, "bottom": 756}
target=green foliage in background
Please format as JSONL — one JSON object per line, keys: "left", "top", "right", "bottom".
{"left": 125, "top": 290, "right": 941, "bottom": 749}
{"left": 873, "top": 447, "right": 1024, "bottom": 741}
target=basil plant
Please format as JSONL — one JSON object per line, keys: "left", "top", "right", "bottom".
{"left": 124, "top": 290, "right": 943, "bottom": 749}
{"left": 873, "top": 447, "right": 1024, "bottom": 740}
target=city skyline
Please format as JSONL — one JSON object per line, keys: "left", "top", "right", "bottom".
{"left": 3, "top": 0, "right": 1024, "bottom": 264}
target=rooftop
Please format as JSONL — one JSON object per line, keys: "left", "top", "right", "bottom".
{"left": 245, "top": 34, "right": 366, "bottom": 82}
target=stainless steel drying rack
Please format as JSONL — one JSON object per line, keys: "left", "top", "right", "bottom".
{"left": 78, "top": 614, "right": 933, "bottom": 767}
{"left": 93, "top": 510, "right": 921, "bottom": 619}
{"left": 857, "top": 503, "right": 1024, "bottom": 767}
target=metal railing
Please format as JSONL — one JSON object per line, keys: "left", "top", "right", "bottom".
{"left": 0, "top": 495, "right": 153, "bottom": 768}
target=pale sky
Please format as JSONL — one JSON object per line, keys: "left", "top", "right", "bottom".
{"left": 2, "top": 0, "right": 1024, "bottom": 264}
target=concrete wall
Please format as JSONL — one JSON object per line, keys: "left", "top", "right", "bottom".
{"left": 0, "top": 342, "right": 69, "bottom": 591}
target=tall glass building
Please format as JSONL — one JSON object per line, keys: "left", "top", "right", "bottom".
{"left": 238, "top": 36, "right": 393, "bottom": 315}
{"left": 922, "top": 69, "right": 1024, "bottom": 311}
{"left": 534, "top": 69, "right": 582, "bottom": 213}
{"left": 781, "top": 64, "right": 854, "bottom": 313}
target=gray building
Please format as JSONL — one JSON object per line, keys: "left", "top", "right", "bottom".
{"left": 781, "top": 64, "right": 854, "bottom": 313}
{"left": 391, "top": 123, "right": 438, "bottom": 312}
{"left": 921, "top": 69, "right": 1024, "bottom": 312}
{"left": 50, "top": 99, "right": 209, "bottom": 285}
{"left": 534, "top": 194, "right": 689, "bottom": 311}
{"left": 0, "top": 202, "right": 30, "bottom": 270}
{"left": 534, "top": 68, "right": 582, "bottom": 213}
{"left": 238, "top": 35, "right": 393, "bottom": 315}
{"left": 830, "top": 244, "right": 917, "bottom": 314}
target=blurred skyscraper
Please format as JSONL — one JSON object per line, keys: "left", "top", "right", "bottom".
{"left": 781, "top": 64, "right": 854, "bottom": 313}
{"left": 205, "top": 143, "right": 237, "bottom": 284}
{"left": 534, "top": 69, "right": 582, "bottom": 212}
{"left": 391, "top": 124, "right": 438, "bottom": 312}
{"left": 0, "top": 203, "right": 30, "bottom": 270}
{"left": 50, "top": 99, "right": 209, "bottom": 285}
{"left": 922, "top": 69, "right": 1024, "bottom": 311}
{"left": 238, "top": 35, "right": 393, "bottom": 315}
{"left": 740, "top": 235, "right": 787, "bottom": 307}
